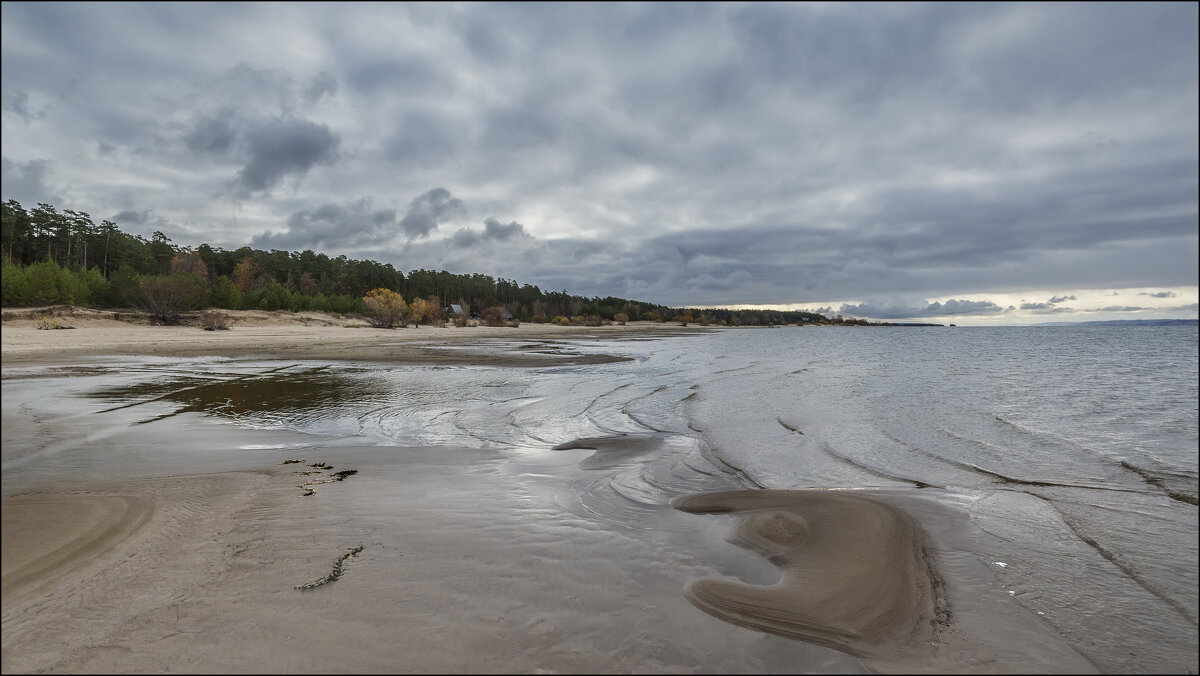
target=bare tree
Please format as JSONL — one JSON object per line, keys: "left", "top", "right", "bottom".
{"left": 141, "top": 273, "right": 207, "bottom": 325}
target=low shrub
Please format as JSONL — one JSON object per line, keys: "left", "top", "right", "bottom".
{"left": 35, "top": 314, "right": 73, "bottom": 330}
{"left": 363, "top": 288, "right": 407, "bottom": 328}
{"left": 481, "top": 306, "right": 507, "bottom": 327}
{"left": 199, "top": 309, "right": 232, "bottom": 331}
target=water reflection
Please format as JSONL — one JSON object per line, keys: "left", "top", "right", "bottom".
{"left": 86, "top": 367, "right": 386, "bottom": 421}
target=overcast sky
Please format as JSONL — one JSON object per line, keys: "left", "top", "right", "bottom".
{"left": 2, "top": 2, "right": 1196, "bottom": 324}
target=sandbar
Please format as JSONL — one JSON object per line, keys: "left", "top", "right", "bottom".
{"left": 673, "top": 489, "right": 945, "bottom": 660}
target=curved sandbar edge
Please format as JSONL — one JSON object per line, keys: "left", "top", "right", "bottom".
{"left": 673, "top": 489, "right": 948, "bottom": 659}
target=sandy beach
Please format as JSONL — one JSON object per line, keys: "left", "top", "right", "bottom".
{"left": 0, "top": 306, "right": 709, "bottom": 367}
{"left": 2, "top": 308, "right": 1103, "bottom": 673}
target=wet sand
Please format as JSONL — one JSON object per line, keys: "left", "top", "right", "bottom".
{"left": 1, "top": 444, "right": 874, "bottom": 673}
{"left": 1, "top": 311, "right": 1104, "bottom": 673}
{"left": 0, "top": 450, "right": 1097, "bottom": 673}
{"left": 2, "top": 494, "right": 154, "bottom": 599}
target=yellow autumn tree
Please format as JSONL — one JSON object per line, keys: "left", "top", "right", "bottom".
{"left": 232, "top": 258, "right": 259, "bottom": 293}
{"left": 363, "top": 288, "right": 408, "bottom": 328}
{"left": 408, "top": 297, "right": 429, "bottom": 327}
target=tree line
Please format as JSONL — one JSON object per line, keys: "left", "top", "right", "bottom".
{"left": 1, "top": 198, "right": 830, "bottom": 326}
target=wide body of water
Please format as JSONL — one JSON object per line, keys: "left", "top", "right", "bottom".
{"left": 5, "top": 324, "right": 1197, "bottom": 672}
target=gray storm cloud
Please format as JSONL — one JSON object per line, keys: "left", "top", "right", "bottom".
{"left": 185, "top": 109, "right": 239, "bottom": 155}
{"left": 482, "top": 218, "right": 528, "bottom": 240}
{"left": 112, "top": 209, "right": 152, "bottom": 225}
{"left": 451, "top": 218, "right": 530, "bottom": 247}
{"left": 399, "top": 188, "right": 466, "bottom": 239}
{"left": 253, "top": 199, "right": 399, "bottom": 251}
{"left": 183, "top": 108, "right": 340, "bottom": 197}
{"left": 235, "top": 118, "right": 340, "bottom": 195}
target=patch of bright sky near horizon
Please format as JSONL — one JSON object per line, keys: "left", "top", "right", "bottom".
{"left": 1, "top": 2, "right": 1196, "bottom": 325}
